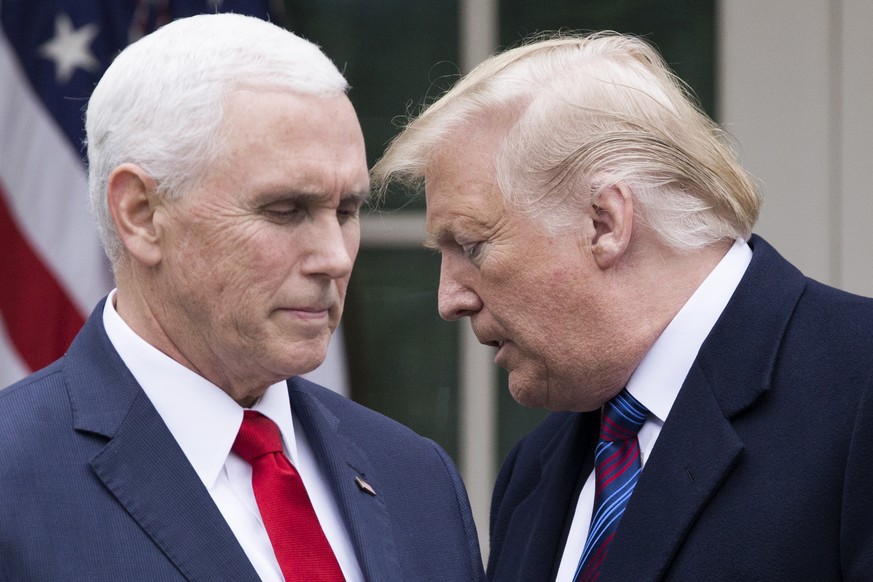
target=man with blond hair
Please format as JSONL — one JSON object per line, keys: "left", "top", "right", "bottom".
{"left": 373, "top": 32, "right": 873, "bottom": 581}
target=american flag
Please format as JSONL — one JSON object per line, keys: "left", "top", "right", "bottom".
{"left": 0, "top": 1, "right": 324, "bottom": 388}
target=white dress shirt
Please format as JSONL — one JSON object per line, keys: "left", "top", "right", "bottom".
{"left": 102, "top": 291, "right": 364, "bottom": 581}
{"left": 555, "top": 239, "right": 752, "bottom": 581}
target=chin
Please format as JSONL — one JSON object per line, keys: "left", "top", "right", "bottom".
{"left": 509, "top": 372, "right": 598, "bottom": 412}
{"left": 507, "top": 379, "right": 548, "bottom": 409}
{"left": 288, "top": 357, "right": 327, "bottom": 378}
{"left": 265, "top": 352, "right": 326, "bottom": 381}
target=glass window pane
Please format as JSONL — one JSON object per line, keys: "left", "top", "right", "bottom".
{"left": 499, "top": 0, "right": 716, "bottom": 115}
{"left": 343, "top": 247, "right": 460, "bottom": 458}
{"left": 286, "top": 0, "right": 460, "bottom": 210}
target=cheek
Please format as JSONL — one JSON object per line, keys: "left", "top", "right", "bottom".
{"left": 202, "top": 236, "right": 289, "bottom": 304}
{"left": 344, "top": 224, "right": 361, "bottom": 260}
{"left": 549, "top": 266, "right": 576, "bottom": 285}
{"left": 506, "top": 275, "right": 578, "bottom": 344}
{"left": 239, "top": 226, "right": 302, "bottom": 272}
{"left": 163, "top": 229, "right": 214, "bottom": 293}
{"left": 335, "top": 276, "right": 352, "bottom": 299}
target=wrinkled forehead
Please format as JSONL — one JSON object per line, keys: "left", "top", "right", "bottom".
{"left": 426, "top": 104, "right": 519, "bottom": 172}
{"left": 423, "top": 127, "right": 509, "bottom": 232}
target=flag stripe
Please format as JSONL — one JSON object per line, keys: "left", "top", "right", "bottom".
{"left": 0, "top": 317, "right": 29, "bottom": 381}
{"left": 0, "top": 31, "right": 111, "bottom": 316}
{"left": 1, "top": 2, "right": 349, "bottom": 395}
{"left": 0, "top": 181, "right": 84, "bottom": 370}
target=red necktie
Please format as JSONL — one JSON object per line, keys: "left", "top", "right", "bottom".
{"left": 233, "top": 410, "right": 344, "bottom": 581}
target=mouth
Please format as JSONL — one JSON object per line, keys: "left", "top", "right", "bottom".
{"left": 278, "top": 306, "right": 332, "bottom": 320}
{"left": 492, "top": 339, "right": 512, "bottom": 368}
{"left": 481, "top": 338, "right": 507, "bottom": 350}
{"left": 472, "top": 324, "right": 507, "bottom": 350}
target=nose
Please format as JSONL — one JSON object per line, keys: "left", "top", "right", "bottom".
{"left": 305, "top": 217, "right": 356, "bottom": 279}
{"left": 437, "top": 254, "right": 482, "bottom": 321}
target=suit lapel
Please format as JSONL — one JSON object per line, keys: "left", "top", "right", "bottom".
{"left": 287, "top": 378, "right": 404, "bottom": 582}
{"left": 89, "top": 391, "right": 261, "bottom": 581}
{"left": 497, "top": 412, "right": 599, "bottom": 582}
{"left": 600, "top": 236, "right": 808, "bottom": 582}
{"left": 65, "top": 302, "right": 260, "bottom": 582}
{"left": 600, "top": 364, "right": 744, "bottom": 582}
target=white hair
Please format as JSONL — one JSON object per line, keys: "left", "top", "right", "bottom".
{"left": 86, "top": 13, "right": 348, "bottom": 265}
{"left": 372, "top": 32, "right": 761, "bottom": 251}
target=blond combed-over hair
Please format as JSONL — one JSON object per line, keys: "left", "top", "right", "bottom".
{"left": 371, "top": 32, "right": 761, "bottom": 251}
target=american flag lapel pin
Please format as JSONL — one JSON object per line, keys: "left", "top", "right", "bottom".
{"left": 355, "top": 475, "right": 376, "bottom": 496}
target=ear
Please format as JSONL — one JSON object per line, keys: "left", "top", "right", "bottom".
{"left": 106, "top": 163, "right": 163, "bottom": 267}
{"left": 589, "top": 181, "right": 634, "bottom": 269}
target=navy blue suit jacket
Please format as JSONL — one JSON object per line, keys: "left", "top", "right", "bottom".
{"left": 0, "top": 301, "right": 484, "bottom": 581}
{"left": 487, "top": 236, "right": 873, "bottom": 581}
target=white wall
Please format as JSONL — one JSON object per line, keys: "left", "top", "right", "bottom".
{"left": 839, "top": 0, "right": 873, "bottom": 295}
{"left": 720, "top": 0, "right": 873, "bottom": 296}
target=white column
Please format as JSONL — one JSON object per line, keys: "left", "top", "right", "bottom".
{"left": 839, "top": 0, "right": 873, "bottom": 296}
{"left": 460, "top": 0, "right": 498, "bottom": 73}
{"left": 458, "top": 318, "right": 497, "bottom": 561}
{"left": 458, "top": 0, "right": 500, "bottom": 561}
{"left": 721, "top": 0, "right": 873, "bottom": 297}
{"left": 719, "top": 0, "right": 837, "bottom": 286}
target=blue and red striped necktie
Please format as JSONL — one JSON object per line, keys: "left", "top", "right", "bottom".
{"left": 574, "top": 389, "right": 650, "bottom": 581}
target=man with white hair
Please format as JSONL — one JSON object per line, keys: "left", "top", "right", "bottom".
{"left": 372, "top": 32, "right": 873, "bottom": 581}
{"left": 0, "top": 13, "right": 483, "bottom": 581}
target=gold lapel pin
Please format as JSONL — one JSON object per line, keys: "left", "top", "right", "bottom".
{"left": 355, "top": 475, "right": 376, "bottom": 496}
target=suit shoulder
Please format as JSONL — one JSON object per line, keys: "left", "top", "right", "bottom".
{"left": 289, "top": 376, "right": 444, "bottom": 452}
{"left": 801, "top": 278, "right": 873, "bottom": 316}
{"left": 1, "top": 356, "right": 65, "bottom": 394}
{"left": 0, "top": 359, "right": 68, "bottom": 419}
{"left": 509, "top": 411, "right": 579, "bottom": 456}
{"left": 0, "top": 362, "right": 73, "bottom": 466}
{"left": 496, "top": 411, "right": 579, "bottom": 484}
{"left": 791, "top": 279, "right": 873, "bottom": 362}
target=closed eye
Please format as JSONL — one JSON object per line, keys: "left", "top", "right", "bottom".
{"left": 262, "top": 206, "right": 304, "bottom": 223}
{"left": 337, "top": 201, "right": 362, "bottom": 224}
{"left": 461, "top": 241, "right": 486, "bottom": 263}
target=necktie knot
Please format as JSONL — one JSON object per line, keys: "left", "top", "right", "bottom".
{"left": 233, "top": 410, "right": 284, "bottom": 463}
{"left": 599, "top": 389, "right": 648, "bottom": 443}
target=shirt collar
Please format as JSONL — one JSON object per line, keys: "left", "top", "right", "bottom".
{"left": 101, "top": 290, "right": 298, "bottom": 489}
{"left": 626, "top": 239, "right": 752, "bottom": 422}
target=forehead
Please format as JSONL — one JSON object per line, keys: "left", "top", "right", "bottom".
{"left": 213, "top": 89, "right": 369, "bottom": 199}
{"left": 423, "top": 120, "right": 511, "bottom": 242}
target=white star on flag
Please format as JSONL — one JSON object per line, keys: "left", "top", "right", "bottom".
{"left": 38, "top": 13, "right": 100, "bottom": 84}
